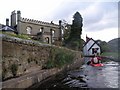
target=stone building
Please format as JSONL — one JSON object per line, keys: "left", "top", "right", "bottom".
{"left": 5, "top": 10, "right": 64, "bottom": 44}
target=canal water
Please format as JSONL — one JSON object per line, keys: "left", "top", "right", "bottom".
{"left": 31, "top": 59, "right": 119, "bottom": 89}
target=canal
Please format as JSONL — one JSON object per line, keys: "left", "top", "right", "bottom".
{"left": 29, "top": 58, "right": 119, "bottom": 89}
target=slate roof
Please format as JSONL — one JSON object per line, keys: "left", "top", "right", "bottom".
{"left": 0, "top": 25, "right": 15, "bottom": 31}
{"left": 0, "top": 24, "right": 18, "bottom": 34}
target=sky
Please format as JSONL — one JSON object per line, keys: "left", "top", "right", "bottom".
{"left": 0, "top": 0, "right": 119, "bottom": 42}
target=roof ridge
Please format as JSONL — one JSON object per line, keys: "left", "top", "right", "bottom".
{"left": 21, "top": 17, "right": 59, "bottom": 26}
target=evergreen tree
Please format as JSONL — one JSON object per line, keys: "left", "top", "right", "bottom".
{"left": 70, "top": 12, "right": 83, "bottom": 39}
{"left": 65, "top": 11, "right": 83, "bottom": 50}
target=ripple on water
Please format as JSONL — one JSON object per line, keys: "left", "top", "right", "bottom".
{"left": 80, "top": 61, "right": 119, "bottom": 88}
{"left": 35, "top": 61, "right": 119, "bottom": 89}
{"left": 101, "top": 62, "right": 118, "bottom": 88}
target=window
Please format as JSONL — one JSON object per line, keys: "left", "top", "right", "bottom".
{"left": 26, "top": 26, "right": 32, "bottom": 34}
{"left": 39, "top": 28, "right": 42, "bottom": 32}
{"left": 92, "top": 48, "right": 99, "bottom": 55}
{"left": 45, "top": 37, "right": 49, "bottom": 43}
{"left": 61, "top": 29, "right": 64, "bottom": 35}
{"left": 52, "top": 30, "right": 55, "bottom": 37}
{"left": 39, "top": 27, "right": 44, "bottom": 33}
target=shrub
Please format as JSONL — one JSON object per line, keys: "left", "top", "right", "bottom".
{"left": 55, "top": 50, "right": 74, "bottom": 67}
{"left": 10, "top": 63, "right": 18, "bottom": 77}
{"left": 44, "top": 60, "right": 55, "bottom": 69}
{"left": 43, "top": 48, "right": 75, "bottom": 69}
{"left": 17, "top": 34, "right": 30, "bottom": 39}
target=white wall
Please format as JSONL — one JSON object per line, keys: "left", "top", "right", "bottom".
{"left": 86, "top": 39, "right": 94, "bottom": 50}
{"left": 83, "top": 46, "right": 88, "bottom": 55}
{"left": 83, "top": 39, "right": 101, "bottom": 56}
{"left": 89, "top": 44, "right": 101, "bottom": 55}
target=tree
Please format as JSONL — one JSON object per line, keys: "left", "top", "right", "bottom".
{"left": 70, "top": 12, "right": 83, "bottom": 39}
{"left": 65, "top": 12, "right": 83, "bottom": 50}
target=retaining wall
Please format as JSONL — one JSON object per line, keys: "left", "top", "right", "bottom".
{"left": 1, "top": 34, "right": 83, "bottom": 89}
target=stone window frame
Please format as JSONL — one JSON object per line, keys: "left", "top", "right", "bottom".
{"left": 52, "top": 30, "right": 55, "bottom": 37}
{"left": 26, "top": 26, "right": 32, "bottom": 34}
{"left": 61, "top": 29, "right": 64, "bottom": 35}
{"left": 39, "top": 27, "right": 44, "bottom": 33}
{"left": 45, "top": 37, "right": 49, "bottom": 44}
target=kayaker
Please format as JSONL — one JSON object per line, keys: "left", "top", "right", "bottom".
{"left": 91, "top": 55, "right": 102, "bottom": 64}
{"left": 86, "top": 55, "right": 102, "bottom": 65}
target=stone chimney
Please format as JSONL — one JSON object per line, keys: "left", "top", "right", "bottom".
{"left": 6, "top": 18, "right": 9, "bottom": 26}
{"left": 11, "top": 10, "right": 16, "bottom": 27}
{"left": 59, "top": 20, "right": 62, "bottom": 41}
{"left": 17, "top": 10, "right": 21, "bottom": 34}
{"left": 17, "top": 10, "right": 21, "bottom": 22}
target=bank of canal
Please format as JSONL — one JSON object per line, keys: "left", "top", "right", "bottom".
{"left": 29, "top": 58, "right": 119, "bottom": 89}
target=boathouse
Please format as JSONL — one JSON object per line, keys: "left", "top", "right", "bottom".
{"left": 83, "top": 36, "right": 101, "bottom": 56}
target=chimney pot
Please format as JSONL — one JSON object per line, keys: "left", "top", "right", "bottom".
{"left": 6, "top": 18, "right": 9, "bottom": 26}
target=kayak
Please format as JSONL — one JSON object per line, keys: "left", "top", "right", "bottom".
{"left": 90, "top": 63, "right": 104, "bottom": 67}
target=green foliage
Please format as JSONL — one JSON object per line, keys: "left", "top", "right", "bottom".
{"left": 96, "top": 40, "right": 110, "bottom": 53}
{"left": 10, "top": 63, "right": 18, "bottom": 77}
{"left": 43, "top": 48, "right": 75, "bottom": 69}
{"left": 108, "top": 38, "right": 120, "bottom": 52}
{"left": 63, "top": 25, "right": 71, "bottom": 41}
{"left": 70, "top": 12, "right": 83, "bottom": 38}
{"left": 54, "top": 50, "right": 74, "bottom": 67}
{"left": 70, "top": 41, "right": 80, "bottom": 50}
{"left": 44, "top": 60, "right": 55, "bottom": 69}
{"left": 65, "top": 12, "right": 83, "bottom": 50}
{"left": 101, "top": 52, "right": 119, "bottom": 62}
{"left": 1, "top": 32, "right": 31, "bottom": 40}
{"left": 17, "top": 34, "right": 31, "bottom": 39}
{"left": 101, "top": 52, "right": 118, "bottom": 58}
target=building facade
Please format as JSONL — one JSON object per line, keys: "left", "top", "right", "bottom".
{"left": 5, "top": 10, "right": 63, "bottom": 44}
{"left": 83, "top": 37, "right": 101, "bottom": 56}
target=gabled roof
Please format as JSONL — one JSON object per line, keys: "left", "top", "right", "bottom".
{"left": 83, "top": 37, "right": 101, "bottom": 50}
{"left": 88, "top": 42, "right": 100, "bottom": 51}
{"left": 83, "top": 37, "right": 93, "bottom": 47}
{"left": 0, "top": 25, "right": 15, "bottom": 31}
{"left": 0, "top": 24, "right": 18, "bottom": 34}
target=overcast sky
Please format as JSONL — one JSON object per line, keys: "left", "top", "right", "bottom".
{"left": 0, "top": 0, "right": 119, "bottom": 42}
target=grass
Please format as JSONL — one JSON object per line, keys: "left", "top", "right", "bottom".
{"left": 1, "top": 31, "right": 31, "bottom": 40}
{"left": 101, "top": 52, "right": 118, "bottom": 58}
{"left": 101, "top": 52, "right": 119, "bottom": 62}
{"left": 43, "top": 48, "right": 75, "bottom": 69}
{"left": 1, "top": 31, "right": 46, "bottom": 44}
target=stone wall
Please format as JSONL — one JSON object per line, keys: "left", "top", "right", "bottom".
{"left": 2, "top": 34, "right": 52, "bottom": 78}
{"left": 2, "top": 68, "right": 62, "bottom": 88}
{"left": 2, "top": 34, "right": 83, "bottom": 88}
{"left": 19, "top": 20, "right": 59, "bottom": 36}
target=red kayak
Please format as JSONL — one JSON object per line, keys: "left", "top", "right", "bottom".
{"left": 90, "top": 63, "right": 104, "bottom": 67}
